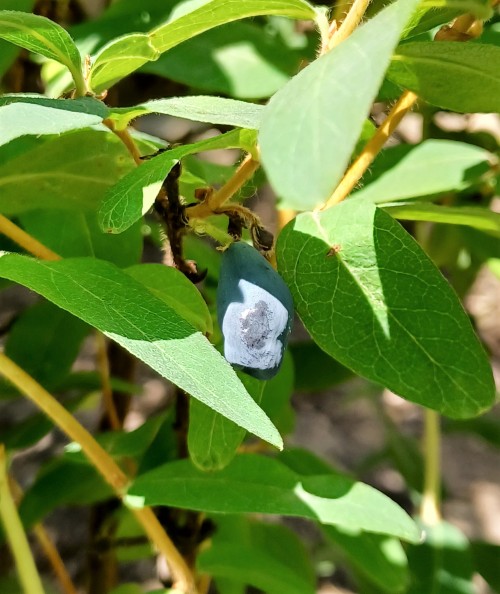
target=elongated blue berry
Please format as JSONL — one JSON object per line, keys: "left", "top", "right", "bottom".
{"left": 217, "top": 241, "right": 294, "bottom": 380}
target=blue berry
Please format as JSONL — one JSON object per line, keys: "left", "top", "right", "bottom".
{"left": 217, "top": 241, "right": 294, "bottom": 380}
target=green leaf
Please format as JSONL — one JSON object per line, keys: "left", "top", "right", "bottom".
{"left": 142, "top": 21, "right": 304, "bottom": 100}
{"left": 259, "top": 0, "right": 420, "bottom": 210}
{"left": 0, "top": 100, "right": 104, "bottom": 147}
{"left": 407, "top": 521, "right": 474, "bottom": 594}
{"left": 20, "top": 458, "right": 111, "bottom": 527}
{"left": 109, "top": 95, "right": 264, "bottom": 131}
{"left": 4, "top": 300, "right": 89, "bottom": 388}
{"left": 471, "top": 541, "right": 500, "bottom": 592}
{"left": 19, "top": 210, "right": 143, "bottom": 267}
{"left": 98, "top": 128, "right": 257, "bottom": 234}
{"left": 88, "top": 0, "right": 318, "bottom": 92}
{"left": 128, "top": 454, "right": 420, "bottom": 543}
{"left": 0, "top": 10, "right": 84, "bottom": 93}
{"left": 276, "top": 199, "right": 495, "bottom": 418}
{"left": 384, "top": 203, "right": 500, "bottom": 237}
{"left": 126, "top": 263, "right": 212, "bottom": 333}
{"left": 324, "top": 527, "right": 408, "bottom": 593}
{"left": 89, "top": 33, "right": 159, "bottom": 93}
{"left": 290, "top": 342, "right": 353, "bottom": 392}
{"left": 198, "top": 516, "right": 316, "bottom": 594}
{"left": 149, "top": 0, "right": 318, "bottom": 52}
{"left": 260, "top": 349, "right": 295, "bottom": 435}
{"left": 388, "top": 42, "right": 500, "bottom": 113}
{"left": 0, "top": 254, "right": 282, "bottom": 448}
{"left": 350, "top": 140, "right": 493, "bottom": 204}
{"left": 0, "top": 129, "right": 135, "bottom": 215}
{"left": 188, "top": 373, "right": 264, "bottom": 471}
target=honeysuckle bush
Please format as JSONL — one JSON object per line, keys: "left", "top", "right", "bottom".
{"left": 0, "top": 0, "right": 499, "bottom": 593}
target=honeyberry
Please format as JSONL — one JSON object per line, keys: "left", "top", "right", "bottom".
{"left": 217, "top": 241, "right": 294, "bottom": 380}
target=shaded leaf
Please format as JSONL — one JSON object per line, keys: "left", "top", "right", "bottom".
{"left": 128, "top": 454, "right": 420, "bottom": 542}
{"left": 324, "top": 526, "right": 408, "bottom": 593}
{"left": 198, "top": 516, "right": 316, "bottom": 594}
{"left": 388, "top": 42, "right": 500, "bottom": 113}
{"left": 0, "top": 254, "right": 282, "bottom": 448}
{"left": 290, "top": 342, "right": 353, "bottom": 392}
{"left": 4, "top": 300, "right": 89, "bottom": 388}
{"left": 471, "top": 541, "right": 500, "bottom": 592}
{"left": 276, "top": 199, "right": 495, "bottom": 418}
{"left": 259, "top": 0, "right": 420, "bottom": 210}
{"left": 407, "top": 521, "right": 474, "bottom": 594}
{"left": 0, "top": 129, "right": 135, "bottom": 215}
{"left": 188, "top": 374, "right": 264, "bottom": 471}
{"left": 126, "top": 263, "right": 212, "bottom": 334}
{"left": 19, "top": 210, "right": 143, "bottom": 267}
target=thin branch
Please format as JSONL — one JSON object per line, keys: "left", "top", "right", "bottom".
{"left": 320, "top": 90, "right": 418, "bottom": 210}
{"left": 95, "top": 332, "right": 121, "bottom": 431}
{"left": 328, "top": 0, "right": 372, "bottom": 50}
{"left": 33, "top": 525, "right": 79, "bottom": 594}
{"left": 187, "top": 155, "right": 260, "bottom": 220}
{"left": 0, "top": 214, "right": 61, "bottom": 261}
{"left": 0, "top": 445, "right": 46, "bottom": 594}
{"left": 420, "top": 409, "right": 441, "bottom": 525}
{"left": 0, "top": 352, "right": 197, "bottom": 594}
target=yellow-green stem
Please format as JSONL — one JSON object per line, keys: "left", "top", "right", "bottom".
{"left": 421, "top": 409, "right": 442, "bottom": 525}
{"left": 0, "top": 445, "right": 46, "bottom": 594}
{"left": 319, "top": 90, "right": 418, "bottom": 210}
{"left": 328, "top": 0, "right": 372, "bottom": 50}
{"left": 0, "top": 352, "right": 196, "bottom": 594}
{"left": 0, "top": 214, "right": 61, "bottom": 261}
{"left": 187, "top": 155, "right": 260, "bottom": 220}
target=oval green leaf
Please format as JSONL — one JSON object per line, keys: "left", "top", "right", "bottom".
{"left": 276, "top": 199, "right": 495, "bottom": 418}
{"left": 259, "top": 0, "right": 420, "bottom": 210}
{"left": 350, "top": 140, "right": 493, "bottom": 204}
{"left": 0, "top": 129, "right": 135, "bottom": 215}
{"left": 0, "top": 10, "right": 84, "bottom": 93}
{"left": 109, "top": 96, "right": 264, "bottom": 132}
{"left": 89, "top": 33, "right": 159, "bottom": 93}
{"left": 128, "top": 454, "right": 420, "bottom": 543}
{"left": 388, "top": 42, "right": 500, "bottom": 113}
{"left": 0, "top": 254, "right": 282, "bottom": 448}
